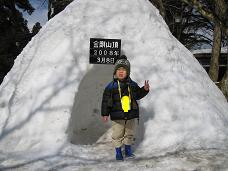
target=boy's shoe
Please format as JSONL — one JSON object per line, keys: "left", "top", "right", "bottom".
{"left": 115, "top": 147, "right": 124, "bottom": 161}
{"left": 124, "top": 145, "right": 135, "bottom": 158}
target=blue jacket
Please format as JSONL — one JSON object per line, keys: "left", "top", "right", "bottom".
{"left": 101, "top": 76, "right": 149, "bottom": 120}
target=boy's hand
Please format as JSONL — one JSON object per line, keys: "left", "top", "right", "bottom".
{"left": 144, "top": 80, "right": 150, "bottom": 91}
{"left": 102, "top": 116, "right": 109, "bottom": 123}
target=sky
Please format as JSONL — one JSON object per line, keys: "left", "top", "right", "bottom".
{"left": 23, "top": 0, "right": 48, "bottom": 30}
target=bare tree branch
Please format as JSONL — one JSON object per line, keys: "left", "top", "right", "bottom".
{"left": 180, "top": 0, "right": 228, "bottom": 36}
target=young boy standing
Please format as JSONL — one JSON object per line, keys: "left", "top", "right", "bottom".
{"left": 101, "top": 55, "right": 150, "bottom": 161}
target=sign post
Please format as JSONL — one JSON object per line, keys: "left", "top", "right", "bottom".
{"left": 90, "top": 38, "right": 121, "bottom": 64}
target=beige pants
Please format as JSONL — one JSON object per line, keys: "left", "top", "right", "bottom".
{"left": 111, "top": 119, "right": 136, "bottom": 148}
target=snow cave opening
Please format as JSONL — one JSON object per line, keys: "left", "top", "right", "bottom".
{"left": 66, "top": 61, "right": 154, "bottom": 146}
{"left": 67, "top": 64, "right": 114, "bottom": 145}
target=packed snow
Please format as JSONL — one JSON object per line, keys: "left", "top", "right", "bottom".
{"left": 0, "top": 0, "right": 228, "bottom": 170}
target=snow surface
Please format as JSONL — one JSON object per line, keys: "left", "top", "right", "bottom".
{"left": 0, "top": 0, "right": 228, "bottom": 170}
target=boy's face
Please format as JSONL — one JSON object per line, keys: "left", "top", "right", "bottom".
{"left": 115, "top": 67, "right": 127, "bottom": 80}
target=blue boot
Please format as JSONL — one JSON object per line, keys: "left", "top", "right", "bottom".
{"left": 125, "top": 145, "right": 135, "bottom": 158}
{"left": 115, "top": 147, "right": 124, "bottom": 161}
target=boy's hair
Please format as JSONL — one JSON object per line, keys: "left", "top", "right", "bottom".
{"left": 113, "top": 55, "right": 130, "bottom": 76}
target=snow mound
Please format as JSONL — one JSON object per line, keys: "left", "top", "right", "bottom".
{"left": 0, "top": 0, "right": 228, "bottom": 167}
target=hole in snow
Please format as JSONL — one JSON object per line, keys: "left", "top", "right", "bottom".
{"left": 67, "top": 64, "right": 114, "bottom": 145}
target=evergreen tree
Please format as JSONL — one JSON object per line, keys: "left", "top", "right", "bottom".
{"left": 0, "top": 0, "right": 34, "bottom": 84}
{"left": 32, "top": 22, "right": 42, "bottom": 36}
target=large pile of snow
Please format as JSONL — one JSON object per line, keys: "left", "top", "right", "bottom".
{"left": 0, "top": 0, "right": 228, "bottom": 170}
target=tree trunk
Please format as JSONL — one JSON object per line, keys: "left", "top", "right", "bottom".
{"left": 48, "top": 0, "right": 53, "bottom": 20}
{"left": 219, "top": 49, "right": 228, "bottom": 101}
{"left": 158, "top": 0, "right": 166, "bottom": 19}
{"left": 48, "top": 0, "right": 73, "bottom": 20}
{"left": 177, "top": 3, "right": 185, "bottom": 40}
{"left": 209, "top": 23, "right": 222, "bottom": 82}
{"left": 209, "top": 3, "right": 222, "bottom": 82}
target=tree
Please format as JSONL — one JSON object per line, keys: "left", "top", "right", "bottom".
{"left": 149, "top": 0, "right": 214, "bottom": 49}
{"left": 149, "top": 0, "right": 166, "bottom": 19}
{"left": 0, "top": 0, "right": 34, "bottom": 83}
{"left": 32, "top": 22, "right": 42, "bottom": 36}
{"left": 209, "top": 17, "right": 221, "bottom": 82}
{"left": 179, "top": 0, "right": 228, "bottom": 99}
{"left": 219, "top": 51, "right": 228, "bottom": 100}
{"left": 48, "top": 0, "right": 73, "bottom": 20}
{"left": 180, "top": 0, "right": 228, "bottom": 36}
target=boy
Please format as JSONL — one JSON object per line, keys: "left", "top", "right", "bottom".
{"left": 101, "top": 55, "right": 150, "bottom": 161}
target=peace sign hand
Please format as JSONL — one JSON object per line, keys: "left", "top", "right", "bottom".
{"left": 144, "top": 80, "right": 150, "bottom": 91}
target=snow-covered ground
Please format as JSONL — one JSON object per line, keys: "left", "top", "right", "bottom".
{"left": 0, "top": 0, "right": 228, "bottom": 170}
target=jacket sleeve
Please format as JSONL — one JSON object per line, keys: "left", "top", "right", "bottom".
{"left": 101, "top": 86, "right": 112, "bottom": 116}
{"left": 135, "top": 83, "right": 149, "bottom": 100}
